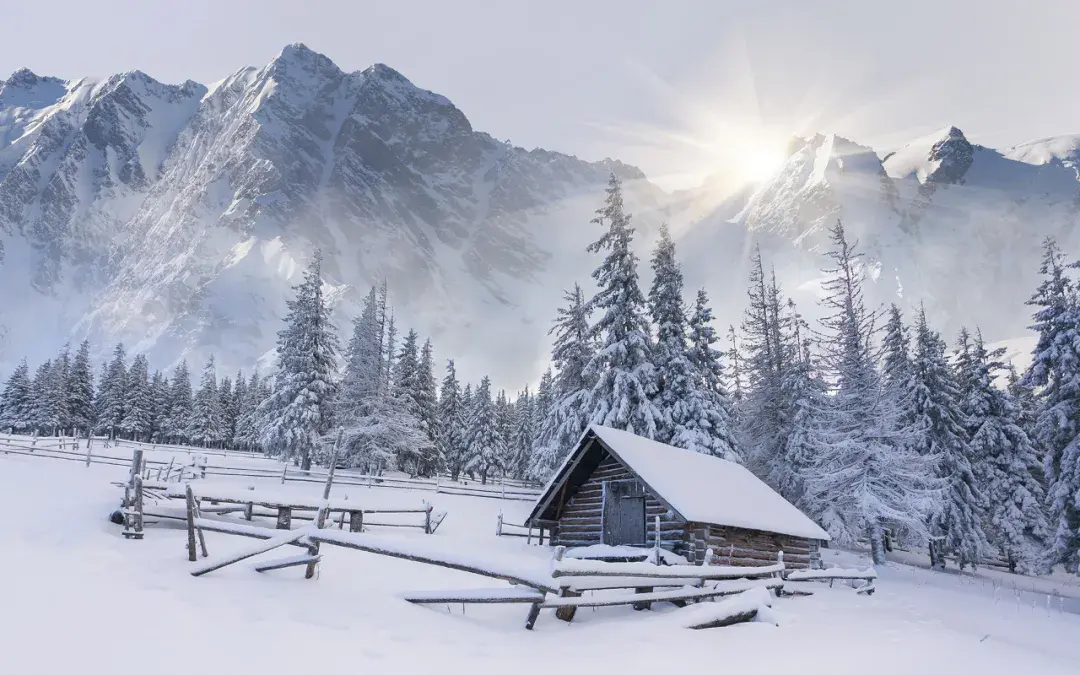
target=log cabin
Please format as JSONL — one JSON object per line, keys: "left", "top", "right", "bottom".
{"left": 526, "top": 425, "right": 829, "bottom": 568}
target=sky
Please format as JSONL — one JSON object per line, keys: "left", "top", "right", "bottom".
{"left": 3, "top": 1, "right": 1080, "bottom": 189}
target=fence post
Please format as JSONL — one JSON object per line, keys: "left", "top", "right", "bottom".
{"left": 186, "top": 484, "right": 198, "bottom": 562}
{"left": 425, "top": 503, "right": 433, "bottom": 535}
{"left": 496, "top": 511, "right": 503, "bottom": 537}
{"left": 653, "top": 515, "right": 661, "bottom": 565}
{"left": 281, "top": 464, "right": 288, "bottom": 484}
{"left": 84, "top": 440, "right": 93, "bottom": 467}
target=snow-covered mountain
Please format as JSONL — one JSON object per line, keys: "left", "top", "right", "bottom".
{"left": 679, "top": 125, "right": 1080, "bottom": 348}
{"left": 2, "top": 43, "right": 1078, "bottom": 384}
{"left": 0, "top": 44, "right": 661, "bottom": 386}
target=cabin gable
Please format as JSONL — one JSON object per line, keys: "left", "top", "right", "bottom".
{"left": 551, "top": 451, "right": 689, "bottom": 556}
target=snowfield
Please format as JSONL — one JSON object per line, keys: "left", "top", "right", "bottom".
{"left": 2, "top": 453, "right": 1079, "bottom": 675}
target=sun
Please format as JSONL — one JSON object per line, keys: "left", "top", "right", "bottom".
{"left": 731, "top": 138, "right": 790, "bottom": 183}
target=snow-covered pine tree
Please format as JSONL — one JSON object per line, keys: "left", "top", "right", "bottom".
{"left": 189, "top": 356, "right": 223, "bottom": 448}
{"left": 234, "top": 372, "right": 264, "bottom": 452}
{"left": 218, "top": 375, "right": 236, "bottom": 449}
{"left": 149, "top": 370, "right": 169, "bottom": 442}
{"left": 226, "top": 372, "right": 246, "bottom": 448}
{"left": 801, "top": 221, "right": 939, "bottom": 565}
{"left": 165, "top": 361, "right": 193, "bottom": 445}
{"left": 882, "top": 305, "right": 914, "bottom": 396}
{"left": 910, "top": 309, "right": 988, "bottom": 569}
{"left": 390, "top": 328, "right": 425, "bottom": 473}
{"left": 120, "top": 354, "right": 153, "bottom": 441}
{"left": 28, "top": 359, "right": 52, "bottom": 434}
{"left": 959, "top": 330, "right": 1048, "bottom": 572}
{"left": 438, "top": 359, "right": 468, "bottom": 480}
{"left": 257, "top": 251, "right": 339, "bottom": 469}
{"left": 683, "top": 288, "right": 740, "bottom": 461}
{"left": 535, "top": 285, "right": 596, "bottom": 482}
{"left": 96, "top": 344, "right": 127, "bottom": 439}
{"left": 582, "top": 174, "right": 660, "bottom": 436}
{"left": 511, "top": 386, "right": 535, "bottom": 480}
{"left": 1022, "top": 236, "right": 1080, "bottom": 572}
{"left": 416, "top": 338, "right": 442, "bottom": 475}
{"left": 67, "top": 340, "right": 95, "bottom": 437}
{"left": 464, "top": 376, "right": 506, "bottom": 484}
{"left": 739, "top": 251, "right": 790, "bottom": 478}
{"left": 0, "top": 359, "right": 32, "bottom": 433}
{"left": 495, "top": 389, "right": 516, "bottom": 474}
{"left": 44, "top": 345, "right": 71, "bottom": 434}
{"left": 773, "top": 299, "right": 827, "bottom": 508}
{"left": 725, "top": 325, "right": 744, "bottom": 408}
{"left": 647, "top": 223, "right": 695, "bottom": 445}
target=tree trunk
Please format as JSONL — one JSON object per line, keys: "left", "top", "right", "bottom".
{"left": 300, "top": 445, "right": 312, "bottom": 471}
{"left": 868, "top": 521, "right": 886, "bottom": 566}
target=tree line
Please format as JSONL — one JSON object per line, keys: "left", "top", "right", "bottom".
{"left": 2, "top": 173, "right": 1079, "bottom": 576}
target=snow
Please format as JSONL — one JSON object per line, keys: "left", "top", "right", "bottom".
{"left": 663, "top": 586, "right": 775, "bottom": 629}
{"left": 786, "top": 567, "right": 877, "bottom": 581}
{"left": 5, "top": 451, "right": 1080, "bottom": 674}
{"left": 554, "top": 557, "right": 784, "bottom": 579}
{"left": 564, "top": 544, "right": 650, "bottom": 560}
{"left": 586, "top": 425, "right": 831, "bottom": 540}
{"left": 882, "top": 126, "right": 960, "bottom": 181}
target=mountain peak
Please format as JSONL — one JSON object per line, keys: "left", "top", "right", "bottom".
{"left": 364, "top": 63, "right": 409, "bottom": 83}
{"left": 883, "top": 125, "right": 973, "bottom": 185}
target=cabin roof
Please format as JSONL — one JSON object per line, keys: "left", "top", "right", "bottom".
{"left": 528, "top": 425, "right": 830, "bottom": 541}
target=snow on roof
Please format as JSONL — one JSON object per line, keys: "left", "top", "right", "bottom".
{"left": 587, "top": 425, "right": 830, "bottom": 541}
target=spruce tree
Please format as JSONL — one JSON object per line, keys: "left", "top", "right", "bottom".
{"left": 582, "top": 174, "right": 659, "bottom": 436}
{"left": 234, "top": 372, "right": 264, "bottom": 452}
{"left": 165, "top": 361, "right": 194, "bottom": 444}
{"left": 464, "top": 376, "right": 506, "bottom": 484}
{"left": 528, "top": 369, "right": 559, "bottom": 481}
{"left": 648, "top": 223, "right": 695, "bottom": 444}
{"left": 961, "top": 331, "right": 1048, "bottom": 572}
{"left": 801, "top": 221, "right": 939, "bottom": 564}
{"left": 438, "top": 359, "right": 467, "bottom": 481}
{"left": 1023, "top": 237, "right": 1080, "bottom": 572}
{"left": 67, "top": 340, "right": 95, "bottom": 436}
{"left": 683, "top": 288, "right": 740, "bottom": 460}
{"left": 149, "top": 371, "right": 169, "bottom": 442}
{"left": 45, "top": 345, "right": 71, "bottom": 434}
{"left": 120, "top": 354, "right": 153, "bottom": 441}
{"left": 96, "top": 344, "right": 128, "bottom": 439}
{"left": 495, "top": 389, "right": 516, "bottom": 475}
{"left": 511, "top": 386, "right": 535, "bottom": 480}
{"left": 416, "top": 338, "right": 442, "bottom": 475}
{"left": 189, "top": 356, "right": 223, "bottom": 447}
{"left": 910, "top": 309, "right": 988, "bottom": 568}
{"left": 391, "top": 329, "right": 424, "bottom": 473}
{"left": 218, "top": 375, "right": 236, "bottom": 448}
{"left": 0, "top": 359, "right": 32, "bottom": 433}
{"left": 257, "top": 251, "right": 339, "bottom": 469}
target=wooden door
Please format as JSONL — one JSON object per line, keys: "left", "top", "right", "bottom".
{"left": 603, "top": 480, "right": 646, "bottom": 546}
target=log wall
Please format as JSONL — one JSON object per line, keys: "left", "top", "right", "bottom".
{"left": 700, "top": 524, "right": 820, "bottom": 569}
{"left": 552, "top": 453, "right": 687, "bottom": 555}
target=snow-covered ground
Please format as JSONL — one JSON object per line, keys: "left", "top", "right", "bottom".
{"left": 3, "top": 452, "right": 1080, "bottom": 674}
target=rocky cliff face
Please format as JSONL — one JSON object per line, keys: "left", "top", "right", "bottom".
{"left": 0, "top": 44, "right": 658, "bottom": 385}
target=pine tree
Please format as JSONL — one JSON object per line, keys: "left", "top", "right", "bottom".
{"left": 67, "top": 340, "right": 95, "bottom": 436}
{"left": 416, "top": 338, "right": 442, "bottom": 475}
{"left": 495, "top": 389, "right": 516, "bottom": 475}
{"left": 910, "top": 309, "right": 988, "bottom": 569}
{"left": 739, "top": 251, "right": 790, "bottom": 478}
{"left": 464, "top": 376, "right": 506, "bottom": 484}
{"left": 511, "top": 386, "right": 535, "bottom": 480}
{"left": 582, "top": 174, "right": 660, "bottom": 436}
{"left": 120, "top": 354, "right": 153, "bottom": 441}
{"left": 725, "top": 325, "right": 745, "bottom": 408}
{"left": 536, "top": 285, "right": 596, "bottom": 481}
{"left": 438, "top": 359, "right": 467, "bottom": 481}
{"left": 234, "top": 371, "right": 264, "bottom": 452}
{"left": 149, "top": 371, "right": 169, "bottom": 442}
{"left": 960, "top": 331, "right": 1048, "bottom": 572}
{"left": 189, "top": 356, "right": 223, "bottom": 447}
{"left": 218, "top": 375, "right": 236, "bottom": 448}
{"left": 682, "top": 288, "right": 740, "bottom": 460}
{"left": 648, "top": 223, "right": 696, "bottom": 445}
{"left": 165, "top": 361, "right": 193, "bottom": 444}
{"left": 44, "top": 345, "right": 71, "bottom": 434}
{"left": 28, "top": 359, "right": 53, "bottom": 434}
{"left": 390, "top": 329, "right": 426, "bottom": 473}
{"left": 1023, "top": 237, "right": 1080, "bottom": 572}
{"left": 0, "top": 359, "right": 32, "bottom": 433}
{"left": 257, "top": 251, "right": 339, "bottom": 469}
{"left": 96, "top": 344, "right": 127, "bottom": 439}
{"left": 801, "top": 221, "right": 939, "bottom": 565}
{"left": 528, "top": 369, "right": 558, "bottom": 481}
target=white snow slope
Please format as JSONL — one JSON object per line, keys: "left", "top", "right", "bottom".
{"left": 3, "top": 451, "right": 1080, "bottom": 674}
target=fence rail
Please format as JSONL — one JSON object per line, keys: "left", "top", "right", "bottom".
{"left": 0, "top": 435, "right": 542, "bottom": 502}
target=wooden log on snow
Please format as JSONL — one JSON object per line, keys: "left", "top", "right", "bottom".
{"left": 254, "top": 554, "right": 322, "bottom": 573}
{"left": 186, "top": 484, "right": 198, "bottom": 562}
{"left": 277, "top": 506, "right": 292, "bottom": 530}
{"left": 190, "top": 528, "right": 310, "bottom": 577}
{"left": 683, "top": 608, "right": 759, "bottom": 629}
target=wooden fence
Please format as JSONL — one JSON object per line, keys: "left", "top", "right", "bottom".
{"left": 0, "top": 435, "right": 542, "bottom": 502}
